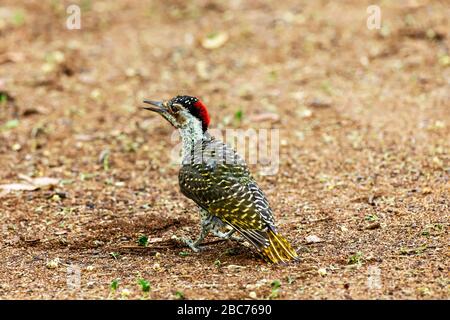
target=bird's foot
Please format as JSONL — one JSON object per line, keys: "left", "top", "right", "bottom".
{"left": 171, "top": 235, "right": 202, "bottom": 252}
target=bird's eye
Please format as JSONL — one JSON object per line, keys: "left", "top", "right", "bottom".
{"left": 170, "top": 103, "right": 182, "bottom": 113}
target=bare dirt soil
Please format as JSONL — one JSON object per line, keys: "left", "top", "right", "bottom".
{"left": 0, "top": 0, "right": 448, "bottom": 299}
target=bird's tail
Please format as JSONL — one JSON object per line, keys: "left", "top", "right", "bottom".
{"left": 260, "top": 229, "right": 299, "bottom": 264}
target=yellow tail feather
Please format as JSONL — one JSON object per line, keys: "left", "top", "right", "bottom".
{"left": 261, "top": 230, "right": 299, "bottom": 264}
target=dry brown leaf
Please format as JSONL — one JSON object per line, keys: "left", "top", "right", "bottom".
{"left": 147, "top": 237, "right": 163, "bottom": 244}
{"left": 18, "top": 174, "right": 59, "bottom": 188}
{"left": 297, "top": 107, "right": 313, "bottom": 118}
{"left": 0, "top": 183, "right": 38, "bottom": 191}
{"left": 196, "top": 61, "right": 210, "bottom": 80}
{"left": 249, "top": 112, "right": 280, "bottom": 123}
{"left": 308, "top": 98, "right": 332, "bottom": 108}
{"left": 201, "top": 32, "right": 229, "bottom": 49}
{"left": 305, "top": 235, "right": 323, "bottom": 243}
{"left": 29, "top": 177, "right": 59, "bottom": 187}
{"left": 0, "top": 175, "right": 60, "bottom": 193}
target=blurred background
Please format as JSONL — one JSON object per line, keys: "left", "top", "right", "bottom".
{"left": 0, "top": 0, "right": 448, "bottom": 299}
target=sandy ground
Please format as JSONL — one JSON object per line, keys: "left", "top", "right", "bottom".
{"left": 0, "top": 0, "right": 448, "bottom": 299}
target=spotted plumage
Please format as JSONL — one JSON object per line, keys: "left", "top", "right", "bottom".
{"left": 142, "top": 95, "right": 298, "bottom": 263}
{"left": 179, "top": 137, "right": 275, "bottom": 244}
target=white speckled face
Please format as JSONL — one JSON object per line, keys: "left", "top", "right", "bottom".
{"left": 143, "top": 98, "right": 204, "bottom": 130}
{"left": 168, "top": 102, "right": 205, "bottom": 160}
{"left": 156, "top": 101, "right": 196, "bottom": 131}
{"left": 169, "top": 95, "right": 210, "bottom": 132}
{"left": 156, "top": 100, "right": 180, "bottom": 128}
{"left": 143, "top": 97, "right": 206, "bottom": 159}
{"left": 160, "top": 109, "right": 179, "bottom": 128}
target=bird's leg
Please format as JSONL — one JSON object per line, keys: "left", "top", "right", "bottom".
{"left": 211, "top": 228, "right": 234, "bottom": 239}
{"left": 178, "top": 224, "right": 211, "bottom": 252}
{"left": 208, "top": 215, "right": 245, "bottom": 243}
{"left": 173, "top": 224, "right": 211, "bottom": 252}
{"left": 212, "top": 229, "right": 245, "bottom": 243}
{"left": 173, "top": 208, "right": 212, "bottom": 252}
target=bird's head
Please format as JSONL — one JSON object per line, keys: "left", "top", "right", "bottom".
{"left": 142, "top": 95, "right": 210, "bottom": 132}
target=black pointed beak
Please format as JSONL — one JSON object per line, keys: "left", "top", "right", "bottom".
{"left": 142, "top": 100, "right": 167, "bottom": 114}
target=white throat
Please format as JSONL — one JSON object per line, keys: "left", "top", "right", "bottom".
{"left": 179, "top": 116, "right": 205, "bottom": 161}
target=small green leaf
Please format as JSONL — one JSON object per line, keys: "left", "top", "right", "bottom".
{"left": 268, "top": 70, "right": 278, "bottom": 80}
{"left": 269, "top": 280, "right": 281, "bottom": 299}
{"left": 0, "top": 93, "right": 7, "bottom": 104}
{"left": 271, "top": 280, "right": 281, "bottom": 290}
{"left": 348, "top": 252, "right": 363, "bottom": 265}
{"left": 179, "top": 251, "right": 190, "bottom": 257}
{"left": 12, "top": 11, "right": 25, "bottom": 27}
{"left": 206, "top": 32, "right": 219, "bottom": 39}
{"left": 320, "top": 80, "right": 334, "bottom": 95}
{"left": 286, "top": 276, "right": 295, "bottom": 285}
{"left": 110, "top": 252, "right": 120, "bottom": 260}
{"left": 175, "top": 291, "right": 185, "bottom": 300}
{"left": 80, "top": 173, "right": 95, "bottom": 181}
{"left": 234, "top": 110, "right": 243, "bottom": 122}
{"left": 365, "top": 214, "right": 378, "bottom": 222}
{"left": 110, "top": 279, "right": 119, "bottom": 291}
{"left": 103, "top": 153, "right": 110, "bottom": 171}
{"left": 137, "top": 278, "right": 151, "bottom": 293}
{"left": 2, "top": 119, "right": 19, "bottom": 130}
{"left": 438, "top": 54, "right": 450, "bottom": 67}
{"left": 138, "top": 235, "right": 149, "bottom": 247}
{"left": 60, "top": 179, "right": 74, "bottom": 185}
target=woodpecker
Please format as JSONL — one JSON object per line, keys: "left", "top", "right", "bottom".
{"left": 142, "top": 95, "right": 298, "bottom": 263}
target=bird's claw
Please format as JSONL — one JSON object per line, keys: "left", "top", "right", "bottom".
{"left": 172, "top": 235, "right": 202, "bottom": 252}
